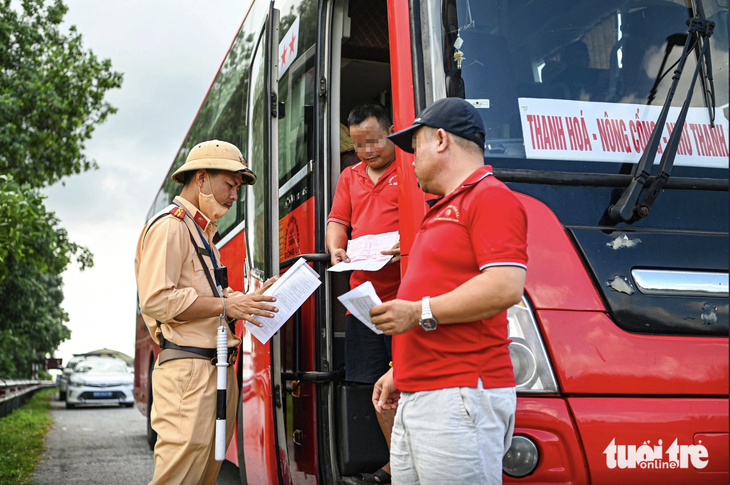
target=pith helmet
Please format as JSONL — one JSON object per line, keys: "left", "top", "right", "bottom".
{"left": 171, "top": 140, "right": 257, "bottom": 185}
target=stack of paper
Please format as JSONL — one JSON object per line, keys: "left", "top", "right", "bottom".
{"left": 245, "top": 258, "right": 321, "bottom": 344}
{"left": 328, "top": 231, "right": 399, "bottom": 272}
{"left": 337, "top": 281, "right": 383, "bottom": 334}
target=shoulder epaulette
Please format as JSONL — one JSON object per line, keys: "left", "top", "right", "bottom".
{"left": 142, "top": 204, "right": 186, "bottom": 244}
{"left": 169, "top": 206, "right": 187, "bottom": 219}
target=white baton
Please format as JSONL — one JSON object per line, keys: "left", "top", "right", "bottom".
{"left": 215, "top": 287, "right": 228, "bottom": 461}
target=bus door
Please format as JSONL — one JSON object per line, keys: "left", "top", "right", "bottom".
{"left": 271, "top": 0, "right": 337, "bottom": 484}
{"left": 325, "top": 0, "right": 397, "bottom": 482}
{"left": 275, "top": 0, "right": 403, "bottom": 482}
{"left": 241, "top": 2, "right": 286, "bottom": 484}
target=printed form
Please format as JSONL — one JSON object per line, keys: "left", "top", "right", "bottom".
{"left": 328, "top": 231, "right": 399, "bottom": 272}
{"left": 245, "top": 258, "right": 321, "bottom": 344}
{"left": 337, "top": 281, "right": 383, "bottom": 334}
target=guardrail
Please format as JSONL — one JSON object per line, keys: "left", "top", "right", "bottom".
{"left": 0, "top": 379, "right": 56, "bottom": 418}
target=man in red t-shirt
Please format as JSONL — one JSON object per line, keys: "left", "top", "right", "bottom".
{"left": 326, "top": 102, "right": 401, "bottom": 484}
{"left": 370, "top": 98, "right": 528, "bottom": 484}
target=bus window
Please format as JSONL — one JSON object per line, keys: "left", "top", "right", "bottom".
{"left": 246, "top": 26, "right": 269, "bottom": 281}
{"left": 206, "top": 26, "right": 257, "bottom": 236}
{"left": 420, "top": 0, "right": 729, "bottom": 165}
{"left": 277, "top": 1, "right": 317, "bottom": 238}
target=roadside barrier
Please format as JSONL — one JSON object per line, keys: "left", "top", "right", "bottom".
{"left": 0, "top": 379, "right": 56, "bottom": 418}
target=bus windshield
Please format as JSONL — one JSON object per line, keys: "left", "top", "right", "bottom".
{"left": 423, "top": 0, "right": 729, "bottom": 170}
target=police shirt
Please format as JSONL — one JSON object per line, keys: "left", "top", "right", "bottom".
{"left": 134, "top": 195, "right": 242, "bottom": 349}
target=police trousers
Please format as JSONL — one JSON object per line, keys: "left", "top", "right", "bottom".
{"left": 149, "top": 357, "right": 238, "bottom": 485}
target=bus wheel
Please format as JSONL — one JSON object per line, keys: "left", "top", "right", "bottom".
{"left": 146, "top": 359, "right": 157, "bottom": 451}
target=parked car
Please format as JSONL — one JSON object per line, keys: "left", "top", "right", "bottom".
{"left": 65, "top": 357, "right": 134, "bottom": 409}
{"left": 58, "top": 356, "right": 85, "bottom": 401}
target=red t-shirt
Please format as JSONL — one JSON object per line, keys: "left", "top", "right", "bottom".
{"left": 393, "top": 165, "right": 528, "bottom": 392}
{"left": 328, "top": 161, "right": 401, "bottom": 302}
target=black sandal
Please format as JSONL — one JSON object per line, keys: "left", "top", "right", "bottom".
{"left": 357, "top": 468, "right": 391, "bottom": 484}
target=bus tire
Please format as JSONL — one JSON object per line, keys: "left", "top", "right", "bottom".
{"left": 146, "top": 358, "right": 157, "bottom": 451}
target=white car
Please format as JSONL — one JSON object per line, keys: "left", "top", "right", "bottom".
{"left": 58, "top": 356, "right": 85, "bottom": 401}
{"left": 65, "top": 358, "right": 135, "bottom": 409}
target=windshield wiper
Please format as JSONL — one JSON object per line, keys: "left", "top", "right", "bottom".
{"left": 693, "top": 0, "right": 717, "bottom": 126}
{"left": 608, "top": 17, "right": 715, "bottom": 223}
{"left": 646, "top": 33, "right": 687, "bottom": 106}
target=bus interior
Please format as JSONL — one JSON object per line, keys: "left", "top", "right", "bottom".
{"left": 328, "top": 0, "right": 393, "bottom": 477}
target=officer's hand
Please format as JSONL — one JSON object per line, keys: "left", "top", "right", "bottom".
{"left": 227, "top": 293, "right": 279, "bottom": 327}
{"left": 370, "top": 299, "right": 420, "bottom": 335}
{"left": 330, "top": 248, "right": 350, "bottom": 266}
{"left": 253, "top": 276, "right": 279, "bottom": 295}
{"left": 372, "top": 368, "right": 400, "bottom": 413}
{"left": 381, "top": 241, "right": 401, "bottom": 265}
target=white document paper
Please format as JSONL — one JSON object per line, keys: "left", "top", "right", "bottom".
{"left": 245, "top": 258, "right": 321, "bottom": 344}
{"left": 327, "top": 231, "right": 400, "bottom": 272}
{"left": 337, "top": 281, "right": 383, "bottom": 334}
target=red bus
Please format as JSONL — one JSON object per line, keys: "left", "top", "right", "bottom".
{"left": 135, "top": 0, "right": 729, "bottom": 483}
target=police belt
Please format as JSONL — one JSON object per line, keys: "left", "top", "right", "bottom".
{"left": 159, "top": 335, "right": 238, "bottom": 366}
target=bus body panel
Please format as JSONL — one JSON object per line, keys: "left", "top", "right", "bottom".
{"left": 538, "top": 310, "right": 729, "bottom": 395}
{"left": 569, "top": 227, "right": 728, "bottom": 336}
{"left": 505, "top": 397, "right": 589, "bottom": 484}
{"left": 278, "top": 197, "right": 320, "bottom": 484}
{"left": 569, "top": 397, "right": 729, "bottom": 484}
{"left": 282, "top": 299, "right": 319, "bottom": 485}
{"left": 388, "top": 0, "right": 420, "bottom": 272}
{"left": 517, "top": 193, "right": 606, "bottom": 311}
{"left": 240, "top": 313, "right": 279, "bottom": 484}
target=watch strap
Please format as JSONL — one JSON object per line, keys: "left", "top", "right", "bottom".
{"left": 421, "top": 296, "right": 433, "bottom": 319}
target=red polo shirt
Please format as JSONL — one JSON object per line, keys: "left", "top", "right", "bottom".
{"left": 393, "top": 165, "right": 528, "bottom": 392}
{"left": 328, "top": 161, "right": 401, "bottom": 302}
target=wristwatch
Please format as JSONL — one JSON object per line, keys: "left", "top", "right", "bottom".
{"left": 419, "top": 296, "right": 438, "bottom": 331}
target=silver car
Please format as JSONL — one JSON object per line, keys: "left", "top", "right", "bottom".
{"left": 65, "top": 358, "right": 134, "bottom": 409}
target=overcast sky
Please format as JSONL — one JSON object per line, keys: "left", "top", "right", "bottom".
{"left": 43, "top": 0, "right": 249, "bottom": 365}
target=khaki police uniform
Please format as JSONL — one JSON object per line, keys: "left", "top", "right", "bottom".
{"left": 135, "top": 194, "right": 242, "bottom": 485}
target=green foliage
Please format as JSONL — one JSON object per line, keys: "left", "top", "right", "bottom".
{"left": 0, "top": 388, "right": 54, "bottom": 484}
{"left": 0, "top": 0, "right": 123, "bottom": 188}
{"left": 0, "top": 0, "right": 118, "bottom": 378}
{"left": 0, "top": 175, "right": 88, "bottom": 377}
{"left": 0, "top": 175, "right": 92, "bottom": 281}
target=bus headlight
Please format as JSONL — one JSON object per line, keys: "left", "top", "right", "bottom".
{"left": 507, "top": 296, "right": 559, "bottom": 393}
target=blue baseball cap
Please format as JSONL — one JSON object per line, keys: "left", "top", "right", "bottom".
{"left": 387, "top": 97, "right": 486, "bottom": 153}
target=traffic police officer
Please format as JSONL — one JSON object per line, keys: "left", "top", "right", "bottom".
{"left": 135, "top": 140, "right": 278, "bottom": 485}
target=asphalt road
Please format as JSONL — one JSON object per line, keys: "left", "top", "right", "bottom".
{"left": 32, "top": 391, "right": 241, "bottom": 485}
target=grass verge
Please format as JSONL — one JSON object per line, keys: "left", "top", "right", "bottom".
{"left": 0, "top": 388, "right": 54, "bottom": 484}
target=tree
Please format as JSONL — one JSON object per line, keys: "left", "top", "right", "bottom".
{"left": 0, "top": 0, "right": 121, "bottom": 378}
{"left": 0, "top": 0, "right": 123, "bottom": 188}
{"left": 0, "top": 175, "right": 93, "bottom": 377}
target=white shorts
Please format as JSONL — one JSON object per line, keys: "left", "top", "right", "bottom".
{"left": 390, "top": 380, "right": 516, "bottom": 485}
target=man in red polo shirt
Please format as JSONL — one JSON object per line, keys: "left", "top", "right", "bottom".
{"left": 326, "top": 102, "right": 401, "bottom": 484}
{"left": 370, "top": 97, "right": 528, "bottom": 484}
